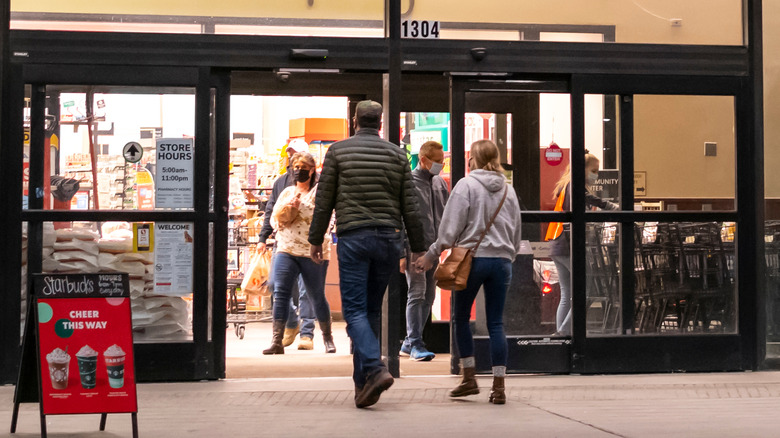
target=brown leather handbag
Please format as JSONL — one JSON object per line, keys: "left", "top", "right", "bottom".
{"left": 434, "top": 186, "right": 508, "bottom": 291}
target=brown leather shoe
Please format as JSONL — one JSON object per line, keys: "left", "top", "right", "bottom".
{"left": 449, "top": 366, "right": 479, "bottom": 397}
{"left": 298, "top": 337, "right": 314, "bottom": 350}
{"left": 489, "top": 376, "right": 506, "bottom": 404}
{"left": 355, "top": 368, "right": 394, "bottom": 408}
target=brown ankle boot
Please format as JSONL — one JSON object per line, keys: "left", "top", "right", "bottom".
{"left": 262, "top": 320, "right": 286, "bottom": 355}
{"left": 320, "top": 320, "right": 337, "bottom": 354}
{"left": 489, "top": 376, "right": 506, "bottom": 404}
{"left": 449, "top": 366, "right": 479, "bottom": 397}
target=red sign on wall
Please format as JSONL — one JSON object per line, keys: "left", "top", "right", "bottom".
{"left": 35, "top": 274, "right": 137, "bottom": 415}
{"left": 544, "top": 142, "right": 563, "bottom": 166}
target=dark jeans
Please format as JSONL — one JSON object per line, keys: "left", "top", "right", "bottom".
{"left": 337, "top": 227, "right": 402, "bottom": 388}
{"left": 271, "top": 253, "right": 331, "bottom": 325}
{"left": 453, "top": 257, "right": 512, "bottom": 367}
{"left": 268, "top": 247, "right": 316, "bottom": 334}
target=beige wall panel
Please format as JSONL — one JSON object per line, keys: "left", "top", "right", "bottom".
{"left": 765, "top": 1, "right": 780, "bottom": 198}
{"left": 404, "top": 0, "right": 742, "bottom": 44}
{"left": 634, "top": 95, "right": 735, "bottom": 199}
{"left": 10, "top": 0, "right": 383, "bottom": 20}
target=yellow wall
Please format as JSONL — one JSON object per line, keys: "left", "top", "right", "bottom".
{"left": 9, "top": 0, "right": 384, "bottom": 20}
{"left": 12, "top": 0, "right": 742, "bottom": 44}
{"left": 404, "top": 0, "right": 744, "bottom": 45}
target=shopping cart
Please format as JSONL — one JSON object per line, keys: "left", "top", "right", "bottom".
{"left": 226, "top": 278, "right": 272, "bottom": 339}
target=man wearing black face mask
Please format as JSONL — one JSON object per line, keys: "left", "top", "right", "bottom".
{"left": 400, "top": 141, "right": 449, "bottom": 361}
{"left": 258, "top": 140, "right": 317, "bottom": 351}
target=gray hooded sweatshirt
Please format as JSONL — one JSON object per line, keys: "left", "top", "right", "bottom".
{"left": 425, "top": 169, "right": 523, "bottom": 264}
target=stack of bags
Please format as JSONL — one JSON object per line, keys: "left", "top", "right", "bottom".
{"left": 42, "top": 227, "right": 101, "bottom": 273}
{"left": 98, "top": 224, "right": 190, "bottom": 341}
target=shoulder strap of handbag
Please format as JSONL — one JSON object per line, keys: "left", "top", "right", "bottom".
{"left": 472, "top": 185, "right": 509, "bottom": 252}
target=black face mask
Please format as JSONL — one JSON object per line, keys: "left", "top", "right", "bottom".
{"left": 293, "top": 169, "right": 312, "bottom": 183}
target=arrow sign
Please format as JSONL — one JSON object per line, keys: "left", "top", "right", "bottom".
{"left": 123, "top": 142, "right": 143, "bottom": 163}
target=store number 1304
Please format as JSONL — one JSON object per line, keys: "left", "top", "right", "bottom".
{"left": 401, "top": 20, "right": 440, "bottom": 39}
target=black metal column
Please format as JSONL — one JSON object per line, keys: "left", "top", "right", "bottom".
{"left": 193, "top": 67, "right": 212, "bottom": 379}
{"left": 619, "top": 95, "right": 635, "bottom": 335}
{"left": 381, "top": 0, "right": 402, "bottom": 378}
{"left": 743, "top": 0, "right": 764, "bottom": 370}
{"left": 0, "top": 63, "right": 24, "bottom": 384}
{"left": 569, "top": 78, "right": 586, "bottom": 373}
{"left": 212, "top": 68, "right": 231, "bottom": 379}
{"left": 447, "top": 76, "right": 466, "bottom": 374}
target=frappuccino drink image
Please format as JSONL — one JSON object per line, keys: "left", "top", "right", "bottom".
{"left": 76, "top": 345, "right": 98, "bottom": 389}
{"left": 46, "top": 348, "right": 71, "bottom": 390}
{"left": 104, "top": 344, "right": 126, "bottom": 388}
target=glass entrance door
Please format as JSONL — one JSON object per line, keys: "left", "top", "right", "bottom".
{"left": 10, "top": 65, "right": 229, "bottom": 382}
{"left": 451, "top": 75, "right": 750, "bottom": 374}
{"left": 450, "top": 77, "right": 574, "bottom": 374}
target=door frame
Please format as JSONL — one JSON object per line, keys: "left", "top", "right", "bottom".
{"left": 571, "top": 73, "right": 755, "bottom": 373}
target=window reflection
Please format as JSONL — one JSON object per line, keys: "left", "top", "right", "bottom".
{"left": 634, "top": 222, "right": 736, "bottom": 334}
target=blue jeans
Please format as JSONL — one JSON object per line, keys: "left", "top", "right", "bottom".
{"left": 453, "top": 257, "right": 512, "bottom": 367}
{"left": 272, "top": 253, "right": 331, "bottom": 326}
{"left": 403, "top": 263, "right": 437, "bottom": 349}
{"left": 552, "top": 256, "right": 572, "bottom": 335}
{"left": 268, "top": 248, "right": 315, "bottom": 335}
{"left": 337, "top": 227, "right": 402, "bottom": 388}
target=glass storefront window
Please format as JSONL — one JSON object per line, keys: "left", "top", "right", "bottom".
{"left": 634, "top": 95, "right": 736, "bottom": 212}
{"left": 586, "top": 222, "right": 622, "bottom": 335}
{"left": 583, "top": 94, "right": 620, "bottom": 210}
{"left": 402, "top": 0, "right": 742, "bottom": 45}
{"left": 11, "top": 1, "right": 384, "bottom": 37}
{"left": 23, "top": 86, "right": 197, "bottom": 211}
{"left": 23, "top": 221, "right": 195, "bottom": 343}
{"left": 633, "top": 221, "right": 737, "bottom": 334}
{"left": 465, "top": 112, "right": 512, "bottom": 173}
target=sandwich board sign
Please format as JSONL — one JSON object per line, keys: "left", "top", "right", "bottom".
{"left": 11, "top": 273, "right": 138, "bottom": 438}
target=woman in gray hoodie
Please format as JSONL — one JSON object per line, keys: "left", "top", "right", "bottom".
{"left": 415, "top": 139, "right": 523, "bottom": 405}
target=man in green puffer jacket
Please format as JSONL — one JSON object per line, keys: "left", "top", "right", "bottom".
{"left": 309, "top": 100, "right": 425, "bottom": 408}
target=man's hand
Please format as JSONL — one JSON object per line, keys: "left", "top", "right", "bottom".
{"left": 310, "top": 244, "right": 324, "bottom": 264}
{"left": 257, "top": 242, "right": 267, "bottom": 253}
{"left": 399, "top": 257, "right": 407, "bottom": 273}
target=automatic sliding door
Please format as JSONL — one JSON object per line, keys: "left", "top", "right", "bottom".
{"left": 453, "top": 81, "right": 573, "bottom": 374}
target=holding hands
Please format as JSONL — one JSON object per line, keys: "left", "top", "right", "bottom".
{"left": 413, "top": 252, "right": 433, "bottom": 273}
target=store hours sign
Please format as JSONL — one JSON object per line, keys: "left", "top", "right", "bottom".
{"left": 155, "top": 138, "right": 194, "bottom": 209}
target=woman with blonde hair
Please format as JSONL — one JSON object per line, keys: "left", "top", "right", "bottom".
{"left": 415, "top": 139, "right": 523, "bottom": 405}
{"left": 262, "top": 152, "right": 336, "bottom": 354}
{"left": 549, "top": 150, "right": 618, "bottom": 336}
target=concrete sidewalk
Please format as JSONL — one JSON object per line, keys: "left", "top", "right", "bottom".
{"left": 3, "top": 371, "right": 780, "bottom": 437}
